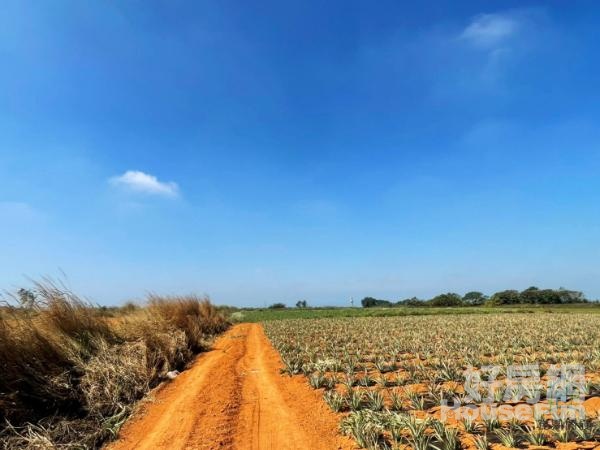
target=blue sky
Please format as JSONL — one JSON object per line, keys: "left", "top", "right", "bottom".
{"left": 2, "top": 1, "right": 600, "bottom": 306}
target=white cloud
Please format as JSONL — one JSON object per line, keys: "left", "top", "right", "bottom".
{"left": 460, "top": 13, "right": 519, "bottom": 48}
{"left": 109, "top": 170, "right": 179, "bottom": 197}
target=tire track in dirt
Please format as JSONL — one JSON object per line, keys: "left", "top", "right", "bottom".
{"left": 107, "top": 324, "right": 248, "bottom": 450}
{"left": 107, "top": 323, "right": 353, "bottom": 450}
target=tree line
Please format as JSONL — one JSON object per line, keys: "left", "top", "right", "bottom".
{"left": 361, "top": 286, "right": 589, "bottom": 308}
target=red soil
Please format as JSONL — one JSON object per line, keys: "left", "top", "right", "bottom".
{"left": 106, "top": 323, "right": 354, "bottom": 450}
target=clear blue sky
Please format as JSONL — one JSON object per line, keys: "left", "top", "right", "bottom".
{"left": 2, "top": 1, "right": 600, "bottom": 306}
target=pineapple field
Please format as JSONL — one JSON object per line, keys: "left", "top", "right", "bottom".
{"left": 264, "top": 314, "right": 600, "bottom": 450}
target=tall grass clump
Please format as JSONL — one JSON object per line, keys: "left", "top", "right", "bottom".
{"left": 148, "top": 294, "right": 229, "bottom": 351}
{"left": 0, "top": 282, "right": 229, "bottom": 449}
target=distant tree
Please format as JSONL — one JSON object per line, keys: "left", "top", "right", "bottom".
{"left": 462, "top": 291, "right": 487, "bottom": 306}
{"left": 121, "top": 301, "right": 139, "bottom": 313}
{"left": 396, "top": 297, "right": 424, "bottom": 307}
{"left": 17, "top": 288, "right": 36, "bottom": 308}
{"left": 486, "top": 287, "right": 588, "bottom": 306}
{"left": 268, "top": 302, "right": 286, "bottom": 309}
{"left": 517, "top": 287, "right": 586, "bottom": 305}
{"left": 544, "top": 289, "right": 563, "bottom": 304}
{"left": 430, "top": 293, "right": 464, "bottom": 307}
{"left": 520, "top": 287, "right": 542, "bottom": 304}
{"left": 557, "top": 288, "right": 587, "bottom": 304}
{"left": 295, "top": 300, "right": 307, "bottom": 308}
{"left": 361, "top": 297, "right": 392, "bottom": 308}
{"left": 489, "top": 290, "right": 521, "bottom": 305}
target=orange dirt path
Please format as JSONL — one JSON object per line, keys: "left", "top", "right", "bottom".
{"left": 106, "top": 323, "right": 354, "bottom": 450}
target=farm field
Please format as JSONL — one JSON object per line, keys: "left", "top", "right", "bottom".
{"left": 238, "top": 304, "right": 600, "bottom": 322}
{"left": 264, "top": 314, "right": 600, "bottom": 450}
{"left": 5, "top": 296, "right": 600, "bottom": 450}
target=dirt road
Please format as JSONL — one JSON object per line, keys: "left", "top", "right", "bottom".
{"left": 107, "top": 323, "right": 353, "bottom": 450}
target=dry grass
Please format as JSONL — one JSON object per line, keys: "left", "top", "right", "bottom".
{"left": 0, "top": 282, "right": 229, "bottom": 449}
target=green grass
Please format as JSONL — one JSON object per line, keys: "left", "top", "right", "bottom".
{"left": 233, "top": 303, "right": 600, "bottom": 322}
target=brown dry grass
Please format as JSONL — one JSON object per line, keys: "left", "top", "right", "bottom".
{"left": 0, "top": 282, "right": 229, "bottom": 449}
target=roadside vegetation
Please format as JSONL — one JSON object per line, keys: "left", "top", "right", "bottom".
{"left": 265, "top": 314, "right": 600, "bottom": 449}
{"left": 0, "top": 281, "right": 229, "bottom": 449}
